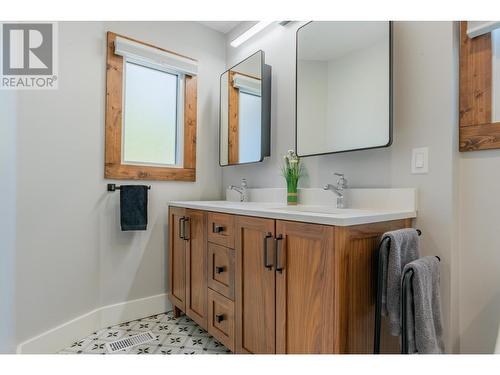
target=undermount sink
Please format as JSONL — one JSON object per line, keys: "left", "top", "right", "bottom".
{"left": 273, "top": 205, "right": 361, "bottom": 215}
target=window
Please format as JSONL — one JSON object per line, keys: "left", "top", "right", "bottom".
{"left": 105, "top": 32, "right": 197, "bottom": 181}
{"left": 123, "top": 62, "right": 181, "bottom": 166}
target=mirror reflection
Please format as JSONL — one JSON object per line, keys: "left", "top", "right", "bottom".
{"left": 220, "top": 51, "right": 270, "bottom": 166}
{"left": 296, "top": 21, "right": 392, "bottom": 156}
{"left": 493, "top": 28, "right": 500, "bottom": 122}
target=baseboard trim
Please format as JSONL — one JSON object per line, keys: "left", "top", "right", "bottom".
{"left": 17, "top": 293, "right": 171, "bottom": 354}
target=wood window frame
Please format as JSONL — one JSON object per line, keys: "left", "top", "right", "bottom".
{"left": 105, "top": 32, "right": 197, "bottom": 181}
{"left": 459, "top": 21, "right": 500, "bottom": 151}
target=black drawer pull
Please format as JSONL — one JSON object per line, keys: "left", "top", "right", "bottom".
{"left": 215, "top": 266, "right": 225, "bottom": 274}
{"left": 212, "top": 223, "right": 225, "bottom": 233}
{"left": 183, "top": 217, "right": 190, "bottom": 241}
{"left": 275, "top": 234, "right": 285, "bottom": 273}
{"left": 263, "top": 232, "right": 274, "bottom": 270}
{"left": 179, "top": 217, "right": 185, "bottom": 239}
{"left": 215, "top": 314, "right": 225, "bottom": 323}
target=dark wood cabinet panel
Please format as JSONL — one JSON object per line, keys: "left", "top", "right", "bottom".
{"left": 208, "top": 212, "right": 235, "bottom": 248}
{"left": 208, "top": 288, "right": 235, "bottom": 351}
{"left": 208, "top": 242, "right": 235, "bottom": 300}
{"left": 235, "top": 215, "right": 276, "bottom": 354}
{"left": 333, "top": 219, "right": 411, "bottom": 354}
{"left": 275, "top": 220, "right": 335, "bottom": 354}
{"left": 168, "top": 207, "right": 187, "bottom": 311}
{"left": 185, "top": 209, "right": 208, "bottom": 329}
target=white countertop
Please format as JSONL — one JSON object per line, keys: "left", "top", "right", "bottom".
{"left": 169, "top": 188, "right": 417, "bottom": 226}
{"left": 168, "top": 199, "right": 416, "bottom": 226}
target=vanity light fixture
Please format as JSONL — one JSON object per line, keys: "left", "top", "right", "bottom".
{"left": 230, "top": 21, "right": 274, "bottom": 48}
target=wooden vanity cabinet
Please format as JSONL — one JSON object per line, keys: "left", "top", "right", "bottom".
{"left": 168, "top": 207, "right": 208, "bottom": 330}
{"left": 168, "top": 206, "right": 410, "bottom": 354}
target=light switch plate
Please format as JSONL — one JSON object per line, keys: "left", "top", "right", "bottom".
{"left": 411, "top": 147, "right": 428, "bottom": 174}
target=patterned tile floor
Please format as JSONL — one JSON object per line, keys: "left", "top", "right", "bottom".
{"left": 59, "top": 311, "right": 231, "bottom": 354}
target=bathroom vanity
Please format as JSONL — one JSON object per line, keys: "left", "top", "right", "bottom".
{"left": 167, "top": 188, "right": 416, "bottom": 354}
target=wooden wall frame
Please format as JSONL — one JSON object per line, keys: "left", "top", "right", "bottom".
{"left": 459, "top": 21, "right": 500, "bottom": 151}
{"left": 105, "top": 32, "right": 198, "bottom": 181}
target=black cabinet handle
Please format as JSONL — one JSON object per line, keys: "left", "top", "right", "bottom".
{"left": 215, "top": 314, "right": 224, "bottom": 323}
{"left": 263, "top": 232, "right": 274, "bottom": 270}
{"left": 215, "top": 266, "right": 225, "bottom": 274}
{"left": 275, "top": 234, "right": 285, "bottom": 273}
{"left": 183, "top": 217, "right": 190, "bottom": 241}
{"left": 212, "top": 223, "right": 225, "bottom": 233}
{"left": 179, "top": 217, "right": 185, "bottom": 239}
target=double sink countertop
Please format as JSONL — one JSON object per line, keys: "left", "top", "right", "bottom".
{"left": 168, "top": 188, "right": 417, "bottom": 226}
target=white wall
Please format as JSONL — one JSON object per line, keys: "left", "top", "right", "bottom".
{"left": 223, "top": 21, "right": 460, "bottom": 352}
{"left": 459, "top": 151, "right": 500, "bottom": 353}
{"left": 0, "top": 90, "right": 17, "bottom": 353}
{"left": 13, "top": 21, "right": 226, "bottom": 348}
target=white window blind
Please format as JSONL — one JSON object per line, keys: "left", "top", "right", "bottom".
{"left": 232, "top": 74, "right": 261, "bottom": 96}
{"left": 467, "top": 21, "right": 500, "bottom": 38}
{"left": 114, "top": 36, "right": 198, "bottom": 76}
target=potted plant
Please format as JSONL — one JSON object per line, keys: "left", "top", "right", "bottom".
{"left": 281, "top": 150, "right": 303, "bottom": 205}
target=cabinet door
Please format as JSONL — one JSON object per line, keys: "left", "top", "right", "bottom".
{"left": 168, "top": 207, "right": 186, "bottom": 311}
{"left": 185, "top": 209, "right": 208, "bottom": 329}
{"left": 275, "top": 220, "right": 335, "bottom": 354}
{"left": 235, "top": 215, "right": 276, "bottom": 354}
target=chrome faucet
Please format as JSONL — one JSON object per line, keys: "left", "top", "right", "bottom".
{"left": 323, "top": 173, "right": 347, "bottom": 208}
{"left": 229, "top": 178, "right": 248, "bottom": 202}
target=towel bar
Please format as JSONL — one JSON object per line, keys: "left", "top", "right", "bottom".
{"left": 107, "top": 183, "right": 151, "bottom": 192}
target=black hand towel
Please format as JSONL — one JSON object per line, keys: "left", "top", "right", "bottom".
{"left": 120, "top": 185, "right": 148, "bottom": 231}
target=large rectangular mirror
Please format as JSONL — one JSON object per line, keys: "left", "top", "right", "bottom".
{"left": 219, "top": 51, "right": 271, "bottom": 166}
{"left": 296, "top": 21, "right": 392, "bottom": 157}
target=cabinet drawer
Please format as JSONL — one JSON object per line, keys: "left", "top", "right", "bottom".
{"left": 208, "top": 289, "right": 235, "bottom": 352}
{"left": 208, "top": 243, "right": 235, "bottom": 300}
{"left": 207, "top": 213, "right": 235, "bottom": 248}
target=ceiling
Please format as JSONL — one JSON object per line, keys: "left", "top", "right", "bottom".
{"left": 198, "top": 21, "right": 241, "bottom": 34}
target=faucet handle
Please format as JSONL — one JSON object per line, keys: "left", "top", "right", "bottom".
{"left": 241, "top": 178, "right": 247, "bottom": 188}
{"left": 334, "top": 173, "right": 347, "bottom": 188}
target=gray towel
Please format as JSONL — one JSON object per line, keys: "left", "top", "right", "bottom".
{"left": 380, "top": 228, "right": 420, "bottom": 336}
{"left": 402, "top": 256, "right": 444, "bottom": 354}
